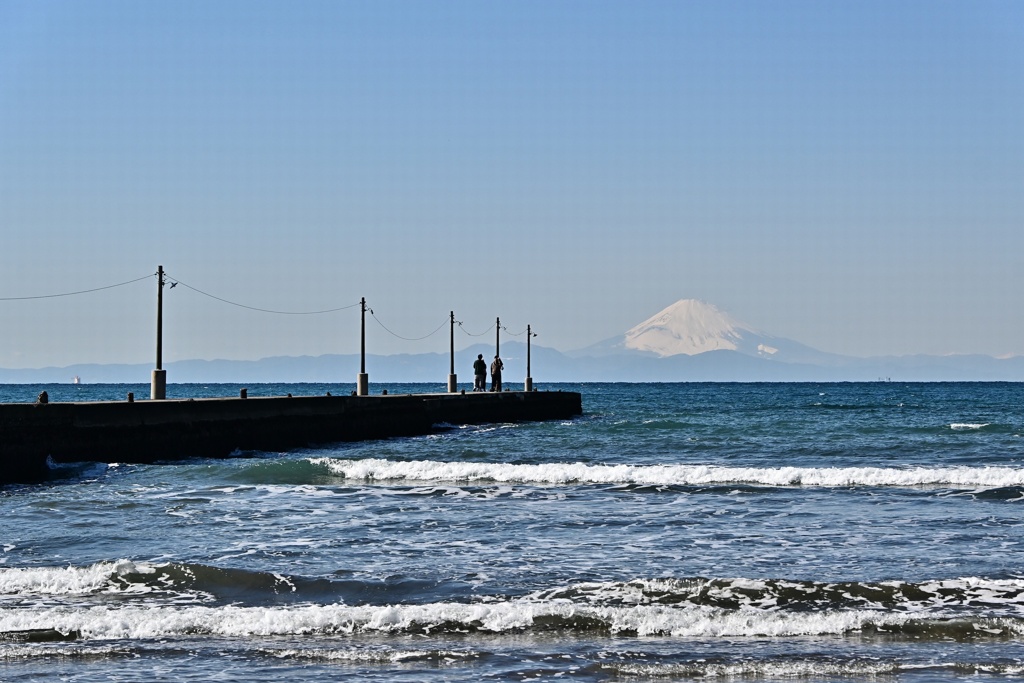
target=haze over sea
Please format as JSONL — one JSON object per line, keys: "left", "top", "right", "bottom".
{"left": 2, "top": 381, "right": 1024, "bottom": 681}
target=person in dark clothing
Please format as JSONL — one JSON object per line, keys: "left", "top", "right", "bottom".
{"left": 473, "top": 354, "right": 487, "bottom": 392}
{"left": 490, "top": 355, "right": 504, "bottom": 392}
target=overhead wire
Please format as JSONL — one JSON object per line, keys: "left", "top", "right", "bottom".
{"left": 2, "top": 268, "right": 524, "bottom": 349}
{"left": 457, "top": 321, "right": 496, "bottom": 337}
{"left": 165, "top": 273, "right": 361, "bottom": 315}
{"left": 369, "top": 309, "right": 450, "bottom": 341}
{"left": 0, "top": 274, "right": 155, "bottom": 301}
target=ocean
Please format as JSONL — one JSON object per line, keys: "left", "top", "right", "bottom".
{"left": 2, "top": 381, "right": 1023, "bottom": 681}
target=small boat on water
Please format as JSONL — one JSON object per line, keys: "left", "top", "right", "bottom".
{"left": 72, "top": 376, "right": 80, "bottom": 384}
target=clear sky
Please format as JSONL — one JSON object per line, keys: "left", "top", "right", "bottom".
{"left": 1, "top": 1, "right": 1022, "bottom": 368}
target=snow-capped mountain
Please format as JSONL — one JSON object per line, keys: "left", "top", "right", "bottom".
{"left": 624, "top": 299, "right": 762, "bottom": 356}
{"left": 575, "top": 298, "right": 846, "bottom": 366}
{"left": 561, "top": 298, "right": 1024, "bottom": 379}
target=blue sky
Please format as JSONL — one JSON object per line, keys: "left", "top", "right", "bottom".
{"left": 1, "top": 1, "right": 1022, "bottom": 368}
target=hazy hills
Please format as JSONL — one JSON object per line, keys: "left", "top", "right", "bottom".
{"left": 3, "top": 299, "right": 1023, "bottom": 384}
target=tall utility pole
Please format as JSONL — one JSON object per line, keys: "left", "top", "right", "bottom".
{"left": 525, "top": 324, "right": 533, "bottom": 392}
{"left": 151, "top": 265, "right": 167, "bottom": 400}
{"left": 447, "top": 311, "right": 457, "bottom": 393}
{"left": 357, "top": 297, "right": 369, "bottom": 395}
{"left": 495, "top": 316, "right": 500, "bottom": 359}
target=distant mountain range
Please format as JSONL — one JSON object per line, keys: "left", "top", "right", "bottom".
{"left": 3, "top": 299, "right": 1024, "bottom": 384}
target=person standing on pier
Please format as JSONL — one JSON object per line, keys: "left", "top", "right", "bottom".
{"left": 490, "top": 355, "right": 504, "bottom": 392}
{"left": 473, "top": 354, "right": 487, "bottom": 392}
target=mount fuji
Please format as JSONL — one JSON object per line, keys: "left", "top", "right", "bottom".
{"left": 565, "top": 298, "right": 1024, "bottom": 381}
{"left": 575, "top": 299, "right": 844, "bottom": 366}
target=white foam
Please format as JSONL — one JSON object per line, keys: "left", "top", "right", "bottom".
{"left": 261, "top": 647, "right": 478, "bottom": 663}
{"left": 951, "top": 423, "right": 990, "bottom": 430}
{"left": 0, "top": 561, "right": 156, "bottom": 596}
{"left": 616, "top": 659, "right": 903, "bottom": 678}
{"left": 308, "top": 458, "right": 1024, "bottom": 489}
{"left": 0, "top": 644, "right": 131, "bottom": 659}
{"left": 0, "top": 601, "right": 950, "bottom": 640}
{"left": 526, "top": 577, "right": 1024, "bottom": 612}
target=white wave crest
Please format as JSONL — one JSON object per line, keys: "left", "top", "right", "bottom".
{"left": 615, "top": 659, "right": 903, "bottom": 679}
{"left": 308, "top": 458, "right": 1024, "bottom": 489}
{"left": 0, "top": 601, "right": 959, "bottom": 640}
{"left": 525, "top": 576, "right": 1024, "bottom": 610}
{"left": 951, "top": 423, "right": 990, "bottom": 430}
{"left": 0, "top": 561, "right": 156, "bottom": 596}
{"left": 261, "top": 647, "right": 478, "bottom": 664}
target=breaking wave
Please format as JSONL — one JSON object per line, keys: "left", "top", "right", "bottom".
{"left": 9, "top": 565, "right": 1024, "bottom": 613}
{"left": 4, "top": 566, "right": 1024, "bottom": 642}
{"left": 525, "top": 576, "right": 1024, "bottom": 614}
{"left": 3, "top": 600, "right": 1024, "bottom": 641}
{"left": 606, "top": 658, "right": 1024, "bottom": 679}
{"left": 0, "top": 562, "right": 467, "bottom": 606}
{"left": 307, "top": 457, "right": 1024, "bottom": 490}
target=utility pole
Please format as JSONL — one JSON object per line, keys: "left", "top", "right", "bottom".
{"left": 447, "top": 310, "right": 457, "bottom": 393}
{"left": 357, "top": 297, "right": 369, "bottom": 395}
{"left": 525, "top": 324, "right": 533, "bottom": 392}
{"left": 496, "top": 316, "right": 500, "bottom": 359}
{"left": 151, "top": 265, "right": 167, "bottom": 400}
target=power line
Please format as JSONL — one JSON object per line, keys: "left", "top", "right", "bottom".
{"left": 165, "top": 273, "right": 361, "bottom": 315}
{"left": 370, "top": 309, "right": 450, "bottom": 341}
{"left": 457, "top": 321, "right": 496, "bottom": 337}
{"left": 0, "top": 274, "right": 155, "bottom": 301}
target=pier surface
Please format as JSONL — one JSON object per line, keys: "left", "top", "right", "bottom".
{"left": 0, "top": 390, "right": 583, "bottom": 484}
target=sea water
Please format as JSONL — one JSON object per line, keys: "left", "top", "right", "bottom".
{"left": 1, "top": 382, "right": 1023, "bottom": 681}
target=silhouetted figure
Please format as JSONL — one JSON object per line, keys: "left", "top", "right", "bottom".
{"left": 490, "top": 356, "right": 503, "bottom": 392}
{"left": 473, "top": 354, "right": 487, "bottom": 392}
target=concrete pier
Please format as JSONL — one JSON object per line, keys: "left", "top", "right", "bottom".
{"left": 0, "top": 390, "right": 582, "bottom": 485}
